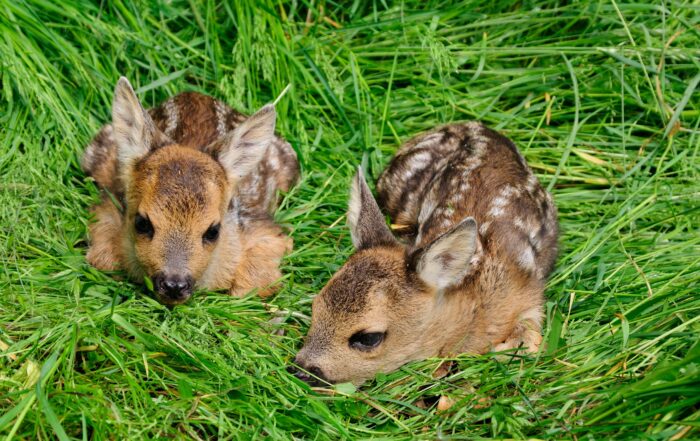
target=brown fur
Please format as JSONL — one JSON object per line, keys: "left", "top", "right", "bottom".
{"left": 295, "top": 122, "right": 558, "bottom": 385}
{"left": 82, "top": 78, "right": 299, "bottom": 305}
{"left": 85, "top": 196, "right": 124, "bottom": 271}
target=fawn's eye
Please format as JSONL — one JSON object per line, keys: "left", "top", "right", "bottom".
{"left": 134, "top": 214, "right": 154, "bottom": 238}
{"left": 203, "top": 223, "right": 220, "bottom": 244}
{"left": 349, "top": 331, "right": 386, "bottom": 351}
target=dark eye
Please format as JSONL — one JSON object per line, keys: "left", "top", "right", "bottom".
{"left": 203, "top": 223, "right": 220, "bottom": 244}
{"left": 134, "top": 214, "right": 154, "bottom": 238}
{"left": 349, "top": 331, "right": 386, "bottom": 351}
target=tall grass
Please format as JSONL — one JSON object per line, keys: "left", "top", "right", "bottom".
{"left": 1, "top": 0, "right": 699, "bottom": 439}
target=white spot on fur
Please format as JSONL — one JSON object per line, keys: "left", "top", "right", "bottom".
{"left": 501, "top": 185, "right": 519, "bottom": 198}
{"left": 263, "top": 173, "right": 277, "bottom": 212}
{"left": 545, "top": 193, "right": 557, "bottom": 223}
{"left": 417, "top": 195, "right": 437, "bottom": 226}
{"left": 464, "top": 121, "right": 483, "bottom": 134}
{"left": 471, "top": 130, "right": 490, "bottom": 158}
{"left": 488, "top": 196, "right": 508, "bottom": 218}
{"left": 267, "top": 147, "right": 280, "bottom": 170}
{"left": 489, "top": 206, "right": 504, "bottom": 217}
{"left": 488, "top": 185, "right": 521, "bottom": 219}
{"left": 163, "top": 98, "right": 179, "bottom": 137}
{"left": 518, "top": 246, "right": 536, "bottom": 271}
{"left": 514, "top": 217, "right": 527, "bottom": 230}
{"left": 83, "top": 144, "right": 95, "bottom": 162}
{"left": 406, "top": 151, "right": 433, "bottom": 171}
{"left": 215, "top": 100, "right": 229, "bottom": 136}
{"left": 492, "top": 197, "right": 507, "bottom": 208}
{"left": 479, "top": 221, "right": 491, "bottom": 235}
{"left": 526, "top": 173, "right": 538, "bottom": 193}
{"left": 400, "top": 169, "right": 414, "bottom": 182}
{"left": 528, "top": 227, "right": 539, "bottom": 241}
{"left": 414, "top": 134, "right": 440, "bottom": 148}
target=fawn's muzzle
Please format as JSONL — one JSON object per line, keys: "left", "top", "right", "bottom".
{"left": 153, "top": 273, "right": 194, "bottom": 304}
{"left": 288, "top": 359, "right": 329, "bottom": 386}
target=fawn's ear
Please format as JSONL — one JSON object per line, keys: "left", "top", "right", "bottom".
{"left": 348, "top": 168, "right": 398, "bottom": 250}
{"left": 413, "top": 217, "right": 478, "bottom": 291}
{"left": 217, "top": 104, "right": 276, "bottom": 182}
{"left": 112, "top": 77, "right": 169, "bottom": 175}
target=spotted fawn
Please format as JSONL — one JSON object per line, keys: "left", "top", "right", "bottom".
{"left": 294, "top": 122, "right": 558, "bottom": 385}
{"left": 82, "top": 78, "right": 299, "bottom": 305}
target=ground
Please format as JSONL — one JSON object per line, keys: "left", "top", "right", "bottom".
{"left": 0, "top": 1, "right": 699, "bottom": 439}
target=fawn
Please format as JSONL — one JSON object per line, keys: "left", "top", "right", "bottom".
{"left": 294, "top": 122, "right": 558, "bottom": 385}
{"left": 82, "top": 78, "right": 298, "bottom": 305}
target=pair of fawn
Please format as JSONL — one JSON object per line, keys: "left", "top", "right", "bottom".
{"left": 83, "top": 78, "right": 558, "bottom": 385}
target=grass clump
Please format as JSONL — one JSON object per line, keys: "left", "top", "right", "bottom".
{"left": 1, "top": 0, "right": 699, "bottom": 439}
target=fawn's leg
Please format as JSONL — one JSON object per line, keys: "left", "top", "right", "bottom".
{"left": 229, "top": 221, "right": 292, "bottom": 298}
{"left": 493, "top": 307, "right": 543, "bottom": 353}
{"left": 86, "top": 199, "right": 124, "bottom": 271}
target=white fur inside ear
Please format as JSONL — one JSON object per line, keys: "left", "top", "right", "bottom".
{"left": 417, "top": 218, "right": 478, "bottom": 290}
{"left": 219, "top": 104, "right": 276, "bottom": 181}
{"left": 112, "top": 77, "right": 153, "bottom": 169}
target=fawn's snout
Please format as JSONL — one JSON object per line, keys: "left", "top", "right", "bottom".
{"left": 152, "top": 272, "right": 194, "bottom": 304}
{"left": 288, "top": 356, "right": 329, "bottom": 387}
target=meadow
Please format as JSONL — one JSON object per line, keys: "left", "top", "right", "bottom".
{"left": 1, "top": 0, "right": 699, "bottom": 439}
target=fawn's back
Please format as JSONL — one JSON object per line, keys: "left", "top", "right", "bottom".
{"left": 377, "top": 122, "right": 558, "bottom": 280}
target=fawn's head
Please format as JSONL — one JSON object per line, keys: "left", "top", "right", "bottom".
{"left": 294, "top": 170, "right": 480, "bottom": 385}
{"left": 111, "top": 78, "right": 274, "bottom": 305}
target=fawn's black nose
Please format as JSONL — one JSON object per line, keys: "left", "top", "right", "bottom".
{"left": 153, "top": 273, "right": 194, "bottom": 303}
{"left": 289, "top": 359, "right": 328, "bottom": 386}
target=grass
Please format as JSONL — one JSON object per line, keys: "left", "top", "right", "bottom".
{"left": 1, "top": 0, "right": 699, "bottom": 438}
